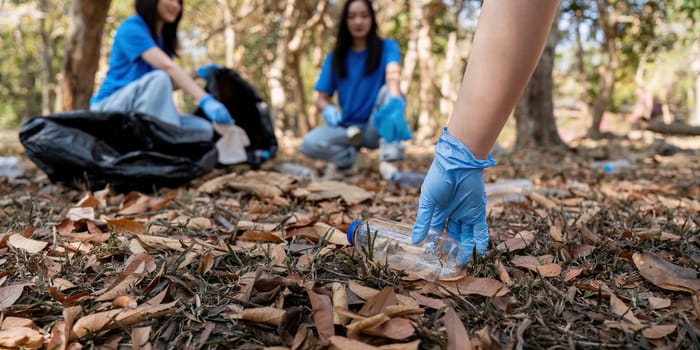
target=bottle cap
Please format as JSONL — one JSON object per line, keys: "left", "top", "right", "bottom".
{"left": 346, "top": 221, "right": 362, "bottom": 245}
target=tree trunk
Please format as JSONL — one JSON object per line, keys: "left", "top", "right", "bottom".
{"left": 401, "top": 0, "right": 419, "bottom": 94}
{"left": 219, "top": 0, "right": 235, "bottom": 67}
{"left": 415, "top": 1, "right": 438, "bottom": 141}
{"left": 439, "top": 31, "right": 458, "bottom": 125}
{"left": 589, "top": 0, "right": 619, "bottom": 138}
{"left": 61, "top": 0, "right": 111, "bottom": 111}
{"left": 514, "top": 16, "right": 565, "bottom": 149}
{"left": 573, "top": 7, "right": 591, "bottom": 119}
{"left": 267, "top": 0, "right": 296, "bottom": 133}
{"left": 39, "top": 0, "right": 53, "bottom": 115}
{"left": 14, "top": 27, "right": 32, "bottom": 122}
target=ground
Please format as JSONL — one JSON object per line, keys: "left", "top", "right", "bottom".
{"left": 0, "top": 120, "right": 699, "bottom": 349}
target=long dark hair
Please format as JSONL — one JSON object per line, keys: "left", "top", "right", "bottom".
{"left": 332, "top": 0, "right": 382, "bottom": 78}
{"left": 135, "top": 0, "right": 182, "bottom": 56}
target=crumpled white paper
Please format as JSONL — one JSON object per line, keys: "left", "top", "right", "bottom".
{"left": 213, "top": 123, "right": 250, "bottom": 165}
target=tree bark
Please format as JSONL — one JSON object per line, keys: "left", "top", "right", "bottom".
{"left": 39, "top": 0, "right": 53, "bottom": 115}
{"left": 14, "top": 26, "right": 32, "bottom": 122}
{"left": 218, "top": 0, "right": 235, "bottom": 68}
{"left": 514, "top": 15, "right": 565, "bottom": 149}
{"left": 588, "top": 0, "right": 619, "bottom": 138}
{"left": 267, "top": 0, "right": 296, "bottom": 133}
{"left": 61, "top": 0, "right": 111, "bottom": 111}
{"left": 401, "top": 0, "right": 419, "bottom": 94}
{"left": 415, "top": 1, "right": 438, "bottom": 141}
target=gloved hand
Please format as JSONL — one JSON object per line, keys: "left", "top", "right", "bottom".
{"left": 322, "top": 105, "right": 343, "bottom": 127}
{"left": 199, "top": 94, "right": 234, "bottom": 125}
{"left": 196, "top": 64, "right": 222, "bottom": 80}
{"left": 373, "top": 96, "right": 412, "bottom": 143}
{"left": 412, "top": 128, "right": 496, "bottom": 265}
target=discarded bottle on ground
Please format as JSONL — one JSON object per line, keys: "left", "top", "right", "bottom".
{"left": 0, "top": 156, "right": 23, "bottom": 178}
{"left": 484, "top": 178, "right": 534, "bottom": 204}
{"left": 390, "top": 171, "right": 425, "bottom": 189}
{"left": 277, "top": 162, "right": 318, "bottom": 179}
{"left": 590, "top": 159, "right": 631, "bottom": 174}
{"left": 346, "top": 218, "right": 465, "bottom": 281}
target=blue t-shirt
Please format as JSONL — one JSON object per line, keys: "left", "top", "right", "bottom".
{"left": 91, "top": 15, "right": 167, "bottom": 105}
{"left": 314, "top": 39, "right": 401, "bottom": 125}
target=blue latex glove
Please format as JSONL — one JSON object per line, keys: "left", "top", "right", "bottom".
{"left": 199, "top": 94, "right": 234, "bottom": 125}
{"left": 322, "top": 105, "right": 343, "bottom": 127}
{"left": 412, "top": 128, "right": 496, "bottom": 265}
{"left": 196, "top": 64, "right": 222, "bottom": 80}
{"left": 373, "top": 96, "right": 412, "bottom": 143}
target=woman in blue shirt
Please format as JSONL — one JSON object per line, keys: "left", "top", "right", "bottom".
{"left": 299, "top": 0, "right": 411, "bottom": 178}
{"left": 90, "top": 0, "right": 232, "bottom": 141}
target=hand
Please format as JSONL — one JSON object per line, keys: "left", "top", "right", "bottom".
{"left": 196, "top": 64, "right": 222, "bottom": 80}
{"left": 412, "top": 128, "right": 496, "bottom": 265}
{"left": 322, "top": 105, "right": 343, "bottom": 127}
{"left": 373, "top": 96, "right": 411, "bottom": 143}
{"left": 199, "top": 94, "right": 234, "bottom": 125}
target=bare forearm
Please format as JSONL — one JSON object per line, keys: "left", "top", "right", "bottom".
{"left": 315, "top": 91, "right": 332, "bottom": 111}
{"left": 447, "top": 0, "right": 560, "bottom": 159}
{"left": 386, "top": 62, "right": 401, "bottom": 96}
{"left": 166, "top": 66, "right": 207, "bottom": 102}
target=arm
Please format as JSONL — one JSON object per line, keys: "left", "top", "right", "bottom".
{"left": 141, "top": 47, "right": 208, "bottom": 102}
{"left": 315, "top": 91, "right": 333, "bottom": 111}
{"left": 448, "top": 0, "right": 559, "bottom": 159}
{"left": 385, "top": 62, "right": 401, "bottom": 96}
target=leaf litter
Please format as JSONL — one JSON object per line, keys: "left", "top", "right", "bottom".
{"left": 0, "top": 137, "right": 698, "bottom": 349}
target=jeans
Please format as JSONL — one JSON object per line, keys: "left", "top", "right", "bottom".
{"left": 299, "top": 86, "right": 406, "bottom": 168}
{"left": 90, "top": 70, "right": 214, "bottom": 142}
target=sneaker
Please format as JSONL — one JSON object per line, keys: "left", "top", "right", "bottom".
{"left": 379, "top": 161, "right": 398, "bottom": 181}
{"left": 322, "top": 162, "right": 357, "bottom": 180}
{"left": 346, "top": 126, "right": 362, "bottom": 145}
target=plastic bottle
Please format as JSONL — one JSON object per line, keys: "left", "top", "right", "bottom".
{"left": 590, "top": 159, "right": 631, "bottom": 174}
{"left": 346, "top": 218, "right": 465, "bottom": 281}
{"left": 278, "top": 162, "right": 318, "bottom": 179}
{"left": 484, "top": 179, "right": 534, "bottom": 203}
{"left": 0, "top": 157, "right": 23, "bottom": 178}
{"left": 390, "top": 172, "right": 425, "bottom": 188}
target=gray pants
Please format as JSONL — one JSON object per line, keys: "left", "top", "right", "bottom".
{"left": 90, "top": 70, "right": 214, "bottom": 142}
{"left": 299, "top": 86, "right": 405, "bottom": 168}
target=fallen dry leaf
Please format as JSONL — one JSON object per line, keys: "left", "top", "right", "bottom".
{"left": 106, "top": 218, "right": 146, "bottom": 235}
{"left": 564, "top": 267, "right": 584, "bottom": 282}
{"left": 71, "top": 301, "right": 178, "bottom": 340}
{"left": 362, "top": 317, "right": 414, "bottom": 340}
{"left": 224, "top": 305, "right": 286, "bottom": 326}
{"left": 495, "top": 231, "right": 535, "bottom": 252}
{"left": 307, "top": 289, "right": 335, "bottom": 343}
{"left": 642, "top": 324, "right": 676, "bottom": 339}
{"left": 408, "top": 292, "right": 447, "bottom": 310}
{"left": 7, "top": 234, "right": 48, "bottom": 254}
{"left": 378, "top": 340, "right": 421, "bottom": 350}
{"left": 633, "top": 252, "right": 700, "bottom": 293}
{"left": 332, "top": 282, "right": 349, "bottom": 325}
{"left": 132, "top": 326, "right": 152, "bottom": 350}
{"left": 438, "top": 276, "right": 509, "bottom": 297}
{"left": 0, "top": 284, "right": 24, "bottom": 309}
{"left": 328, "top": 336, "right": 381, "bottom": 350}
{"left": 0, "top": 326, "right": 44, "bottom": 349}
{"left": 1, "top": 317, "right": 37, "bottom": 330}
{"left": 346, "top": 313, "right": 390, "bottom": 337}
{"left": 445, "top": 306, "right": 471, "bottom": 350}
{"left": 610, "top": 293, "right": 642, "bottom": 324}
{"left": 648, "top": 296, "right": 671, "bottom": 310}
{"left": 305, "top": 180, "right": 374, "bottom": 205}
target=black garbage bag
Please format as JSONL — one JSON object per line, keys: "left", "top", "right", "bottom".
{"left": 19, "top": 110, "right": 217, "bottom": 192}
{"left": 195, "top": 67, "right": 278, "bottom": 168}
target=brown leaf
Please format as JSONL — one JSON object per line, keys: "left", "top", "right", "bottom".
{"left": 198, "top": 171, "right": 295, "bottom": 197}
{"left": 347, "top": 281, "right": 418, "bottom": 308}
{"left": 118, "top": 194, "right": 151, "bottom": 216}
{"left": 359, "top": 286, "right": 399, "bottom": 316}
{"left": 642, "top": 324, "right": 676, "bottom": 339}
{"left": 570, "top": 244, "right": 596, "bottom": 258}
{"left": 305, "top": 180, "right": 375, "bottom": 205}
{"left": 609, "top": 293, "right": 642, "bottom": 324}
{"left": 633, "top": 252, "right": 700, "bottom": 293}
{"left": 286, "top": 226, "right": 321, "bottom": 243}
{"left": 7, "top": 234, "right": 48, "bottom": 254}
{"left": 408, "top": 292, "right": 447, "bottom": 310}
{"left": 528, "top": 192, "right": 558, "bottom": 208}
{"left": 186, "top": 217, "right": 212, "bottom": 230}
{"left": 328, "top": 336, "right": 381, "bottom": 349}
{"left": 0, "top": 327, "right": 44, "bottom": 349}
{"left": 198, "top": 252, "right": 215, "bottom": 275}
{"left": 445, "top": 306, "right": 471, "bottom": 350}
{"left": 313, "top": 222, "right": 350, "bottom": 246}
{"left": 438, "top": 277, "right": 509, "bottom": 297}
{"left": 56, "top": 219, "right": 76, "bottom": 234}
{"left": 648, "top": 296, "right": 671, "bottom": 310}
{"left": 113, "top": 295, "right": 138, "bottom": 309}
{"left": 131, "top": 326, "right": 152, "bottom": 350}
{"left": 494, "top": 260, "right": 513, "bottom": 286}
{"left": 346, "top": 313, "right": 390, "bottom": 337}
{"left": 239, "top": 231, "right": 284, "bottom": 243}
{"left": 77, "top": 194, "right": 101, "bottom": 208}
{"left": 225, "top": 306, "right": 286, "bottom": 326}
{"left": 0, "top": 285, "right": 23, "bottom": 309}
{"left": 332, "top": 282, "right": 349, "bottom": 325}
{"left": 495, "top": 231, "right": 535, "bottom": 252}
{"left": 307, "top": 290, "right": 335, "bottom": 343}
{"left": 1, "top": 317, "right": 37, "bottom": 330}
{"left": 363, "top": 317, "right": 415, "bottom": 340}
{"left": 564, "top": 267, "right": 584, "bottom": 282}
{"left": 106, "top": 219, "right": 146, "bottom": 235}
{"left": 549, "top": 226, "right": 564, "bottom": 242}
{"left": 71, "top": 301, "right": 178, "bottom": 340}
{"left": 47, "top": 320, "right": 68, "bottom": 350}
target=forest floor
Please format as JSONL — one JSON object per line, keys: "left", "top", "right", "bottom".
{"left": 0, "top": 120, "right": 699, "bottom": 349}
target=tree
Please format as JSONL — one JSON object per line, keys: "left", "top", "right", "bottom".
{"left": 60, "top": 0, "right": 111, "bottom": 111}
{"left": 514, "top": 15, "right": 565, "bottom": 149}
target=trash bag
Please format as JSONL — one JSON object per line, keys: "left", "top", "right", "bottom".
{"left": 19, "top": 110, "right": 218, "bottom": 192}
{"left": 195, "top": 67, "right": 278, "bottom": 168}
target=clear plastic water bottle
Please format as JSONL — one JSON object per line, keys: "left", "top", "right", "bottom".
{"left": 0, "top": 157, "right": 23, "bottom": 178}
{"left": 484, "top": 179, "right": 534, "bottom": 203}
{"left": 390, "top": 172, "right": 425, "bottom": 188}
{"left": 590, "top": 159, "right": 631, "bottom": 174}
{"left": 278, "top": 162, "right": 318, "bottom": 179}
{"left": 346, "top": 218, "right": 465, "bottom": 281}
